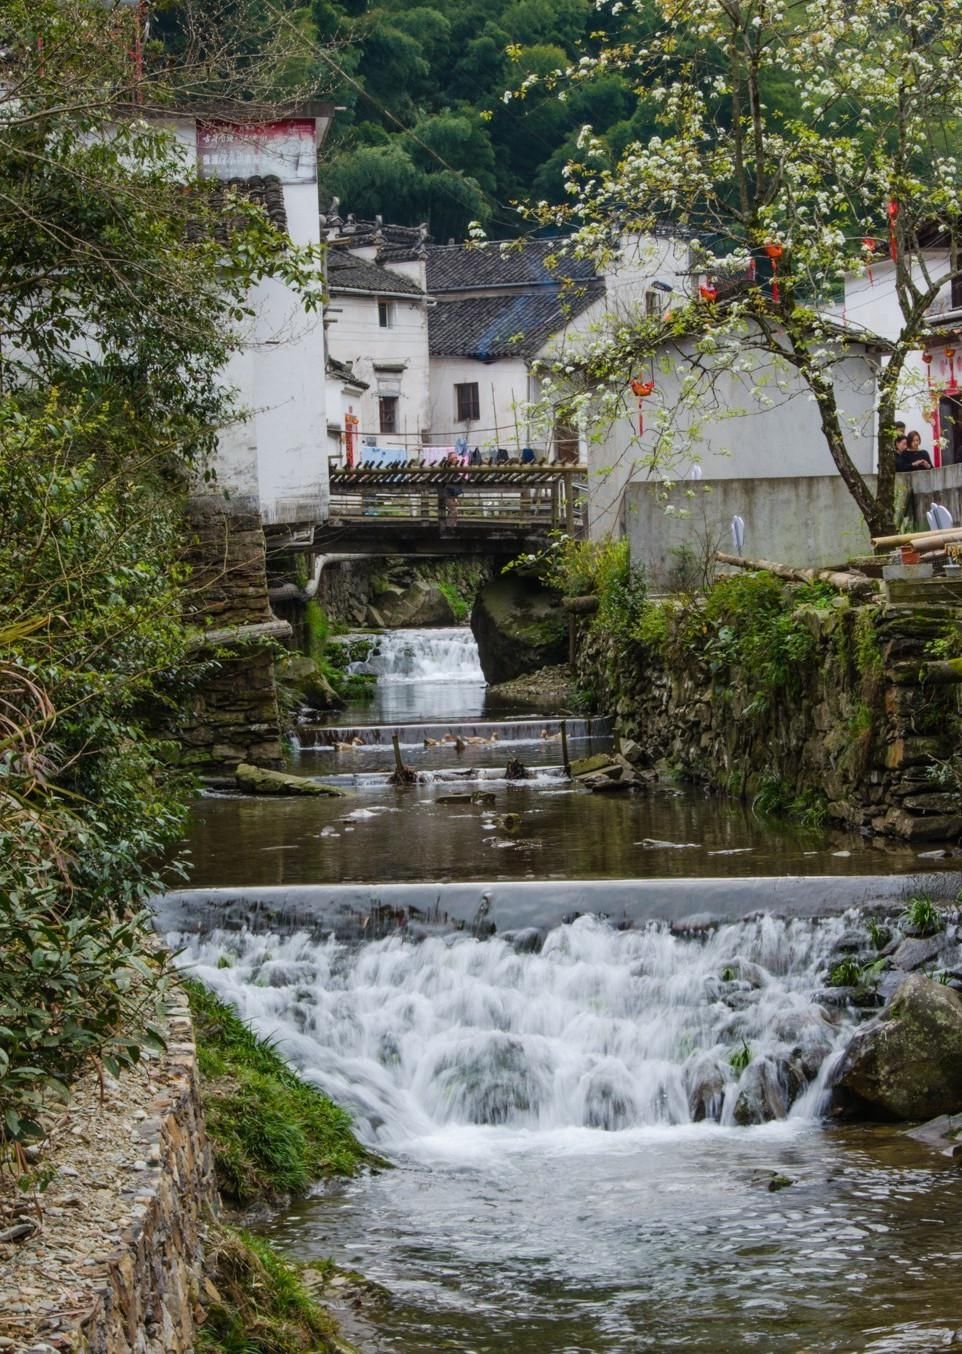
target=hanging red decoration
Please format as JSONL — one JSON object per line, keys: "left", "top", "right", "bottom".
{"left": 699, "top": 282, "right": 718, "bottom": 302}
{"left": 764, "top": 242, "right": 783, "bottom": 303}
{"left": 887, "top": 200, "right": 899, "bottom": 262}
{"left": 630, "top": 377, "right": 655, "bottom": 433}
{"left": 945, "top": 347, "right": 957, "bottom": 394}
{"left": 861, "top": 237, "right": 878, "bottom": 285}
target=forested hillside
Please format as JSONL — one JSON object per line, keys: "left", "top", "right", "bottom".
{"left": 306, "top": 0, "right": 664, "bottom": 238}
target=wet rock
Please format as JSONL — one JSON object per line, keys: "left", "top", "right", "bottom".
{"left": 500, "top": 927, "right": 545, "bottom": 954}
{"left": 891, "top": 934, "right": 945, "bottom": 971}
{"left": 470, "top": 575, "right": 566, "bottom": 684}
{"left": 570, "top": 753, "right": 617, "bottom": 778}
{"left": 685, "top": 1055, "right": 727, "bottom": 1123}
{"left": 505, "top": 757, "right": 527, "bottom": 780}
{"left": 277, "top": 654, "right": 345, "bottom": 711}
{"left": 733, "top": 1058, "right": 787, "bottom": 1125}
{"left": 586, "top": 775, "right": 631, "bottom": 794}
{"left": 767, "top": 1174, "right": 795, "bottom": 1192}
{"left": 235, "top": 763, "right": 348, "bottom": 796}
{"left": 372, "top": 579, "right": 455, "bottom": 628}
{"left": 670, "top": 913, "right": 719, "bottom": 937}
{"left": 831, "top": 974, "right": 962, "bottom": 1120}
{"left": 904, "top": 1112, "right": 962, "bottom": 1157}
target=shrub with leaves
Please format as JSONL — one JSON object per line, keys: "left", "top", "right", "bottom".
{"left": 0, "top": 0, "right": 327, "bottom": 1144}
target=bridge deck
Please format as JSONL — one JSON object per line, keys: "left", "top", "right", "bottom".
{"left": 320, "top": 465, "right": 585, "bottom": 554}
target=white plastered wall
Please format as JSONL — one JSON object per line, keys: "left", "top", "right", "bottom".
{"left": 326, "top": 290, "right": 431, "bottom": 454}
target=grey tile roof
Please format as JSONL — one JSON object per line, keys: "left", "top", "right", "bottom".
{"left": 326, "top": 248, "right": 425, "bottom": 297}
{"left": 425, "top": 239, "right": 600, "bottom": 295}
{"left": 186, "top": 174, "right": 288, "bottom": 242}
{"left": 428, "top": 283, "right": 605, "bottom": 360}
{"left": 322, "top": 217, "right": 430, "bottom": 261}
{"left": 327, "top": 355, "right": 369, "bottom": 389}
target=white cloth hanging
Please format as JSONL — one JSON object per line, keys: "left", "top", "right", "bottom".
{"left": 731, "top": 515, "right": 745, "bottom": 553}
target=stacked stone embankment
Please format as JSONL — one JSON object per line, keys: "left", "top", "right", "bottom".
{"left": 0, "top": 989, "right": 216, "bottom": 1353}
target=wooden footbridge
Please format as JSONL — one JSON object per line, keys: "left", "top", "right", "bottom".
{"left": 311, "top": 464, "right": 586, "bottom": 555}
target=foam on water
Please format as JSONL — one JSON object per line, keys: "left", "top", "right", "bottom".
{"left": 173, "top": 912, "right": 861, "bottom": 1157}
{"left": 350, "top": 627, "right": 484, "bottom": 684}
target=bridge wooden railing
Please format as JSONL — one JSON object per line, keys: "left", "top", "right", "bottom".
{"left": 327, "top": 464, "right": 586, "bottom": 535}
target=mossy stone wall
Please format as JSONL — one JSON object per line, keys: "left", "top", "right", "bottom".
{"left": 577, "top": 596, "right": 962, "bottom": 841}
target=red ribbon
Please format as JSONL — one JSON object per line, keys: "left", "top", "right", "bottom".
{"left": 887, "top": 200, "right": 899, "bottom": 262}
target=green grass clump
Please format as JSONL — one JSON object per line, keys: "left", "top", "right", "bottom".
{"left": 185, "top": 979, "right": 372, "bottom": 1207}
{"left": 196, "top": 1225, "right": 351, "bottom": 1354}
{"left": 900, "top": 895, "right": 943, "bottom": 936}
{"left": 437, "top": 579, "right": 469, "bottom": 622}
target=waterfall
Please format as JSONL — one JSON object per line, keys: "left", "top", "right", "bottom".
{"left": 174, "top": 912, "right": 859, "bottom": 1152}
{"left": 350, "top": 627, "right": 484, "bottom": 684}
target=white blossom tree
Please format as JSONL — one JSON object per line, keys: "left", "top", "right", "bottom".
{"left": 527, "top": 0, "right": 962, "bottom": 536}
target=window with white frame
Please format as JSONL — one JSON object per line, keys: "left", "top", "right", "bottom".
{"left": 378, "top": 299, "right": 396, "bottom": 328}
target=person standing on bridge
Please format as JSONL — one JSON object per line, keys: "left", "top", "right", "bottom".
{"left": 440, "top": 451, "right": 463, "bottom": 525}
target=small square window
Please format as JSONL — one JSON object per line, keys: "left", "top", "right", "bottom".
{"left": 455, "top": 382, "right": 480, "bottom": 422}
{"left": 379, "top": 395, "right": 398, "bottom": 435}
{"left": 378, "top": 300, "right": 395, "bottom": 328}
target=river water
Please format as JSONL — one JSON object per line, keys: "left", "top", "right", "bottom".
{"left": 165, "top": 626, "right": 962, "bottom": 1354}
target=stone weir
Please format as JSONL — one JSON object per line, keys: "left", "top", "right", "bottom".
{"left": 295, "top": 714, "right": 613, "bottom": 749}
{"left": 578, "top": 588, "right": 962, "bottom": 842}
{"left": 0, "top": 988, "right": 216, "bottom": 1353}
{"left": 153, "top": 873, "right": 962, "bottom": 941}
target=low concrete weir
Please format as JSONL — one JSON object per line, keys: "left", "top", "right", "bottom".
{"left": 295, "top": 715, "right": 613, "bottom": 748}
{"left": 153, "top": 871, "right": 962, "bottom": 939}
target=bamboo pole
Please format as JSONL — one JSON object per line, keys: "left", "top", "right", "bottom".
{"left": 873, "top": 524, "right": 959, "bottom": 547}
{"left": 714, "top": 553, "right": 879, "bottom": 595}
{"left": 560, "top": 718, "right": 571, "bottom": 777}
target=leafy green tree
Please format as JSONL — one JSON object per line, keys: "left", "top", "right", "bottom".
{"left": 529, "top": 0, "right": 962, "bottom": 535}
{"left": 0, "top": 0, "right": 325, "bottom": 1142}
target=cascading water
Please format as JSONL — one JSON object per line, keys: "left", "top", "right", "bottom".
{"left": 351, "top": 627, "right": 484, "bottom": 685}
{"left": 174, "top": 912, "right": 859, "bottom": 1150}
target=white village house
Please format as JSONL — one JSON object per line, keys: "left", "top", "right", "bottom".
{"left": 177, "top": 108, "right": 334, "bottom": 529}
{"left": 322, "top": 218, "right": 432, "bottom": 464}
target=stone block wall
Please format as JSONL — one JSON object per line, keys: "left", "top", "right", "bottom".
{"left": 577, "top": 595, "right": 962, "bottom": 841}
{"left": 17, "top": 990, "right": 217, "bottom": 1354}
{"left": 177, "top": 504, "right": 285, "bottom": 777}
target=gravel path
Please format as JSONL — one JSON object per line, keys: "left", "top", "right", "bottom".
{"left": 0, "top": 1024, "right": 172, "bottom": 1351}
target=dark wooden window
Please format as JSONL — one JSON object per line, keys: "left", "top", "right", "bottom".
{"left": 378, "top": 300, "right": 395, "bottom": 328}
{"left": 379, "top": 396, "right": 398, "bottom": 435}
{"left": 455, "top": 382, "right": 480, "bottom": 422}
{"left": 952, "top": 275, "right": 962, "bottom": 310}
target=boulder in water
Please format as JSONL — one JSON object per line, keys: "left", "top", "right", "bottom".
{"left": 470, "top": 575, "right": 567, "bottom": 684}
{"left": 235, "top": 763, "right": 349, "bottom": 796}
{"left": 372, "top": 579, "right": 456, "bottom": 628}
{"left": 831, "top": 974, "right": 962, "bottom": 1120}
{"left": 685, "top": 1054, "right": 727, "bottom": 1123}
{"left": 732, "top": 1058, "right": 788, "bottom": 1125}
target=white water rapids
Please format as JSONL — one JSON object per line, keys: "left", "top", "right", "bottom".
{"left": 174, "top": 912, "right": 859, "bottom": 1152}
{"left": 351, "top": 627, "right": 484, "bottom": 685}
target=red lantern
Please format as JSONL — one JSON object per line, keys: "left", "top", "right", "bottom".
{"left": 764, "top": 242, "right": 783, "bottom": 303}
{"left": 630, "top": 377, "right": 655, "bottom": 432}
{"left": 699, "top": 282, "right": 718, "bottom": 302}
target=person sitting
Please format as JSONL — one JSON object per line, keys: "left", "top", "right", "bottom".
{"left": 896, "top": 431, "right": 934, "bottom": 471}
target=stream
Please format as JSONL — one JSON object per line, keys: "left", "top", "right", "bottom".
{"left": 162, "top": 625, "right": 962, "bottom": 1354}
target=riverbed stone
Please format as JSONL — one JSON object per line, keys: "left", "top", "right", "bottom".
{"left": 831, "top": 974, "right": 962, "bottom": 1120}
{"left": 235, "top": 763, "right": 348, "bottom": 796}
{"left": 732, "top": 1059, "right": 787, "bottom": 1125}
{"left": 571, "top": 753, "right": 617, "bottom": 777}
{"left": 891, "top": 934, "right": 946, "bottom": 971}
